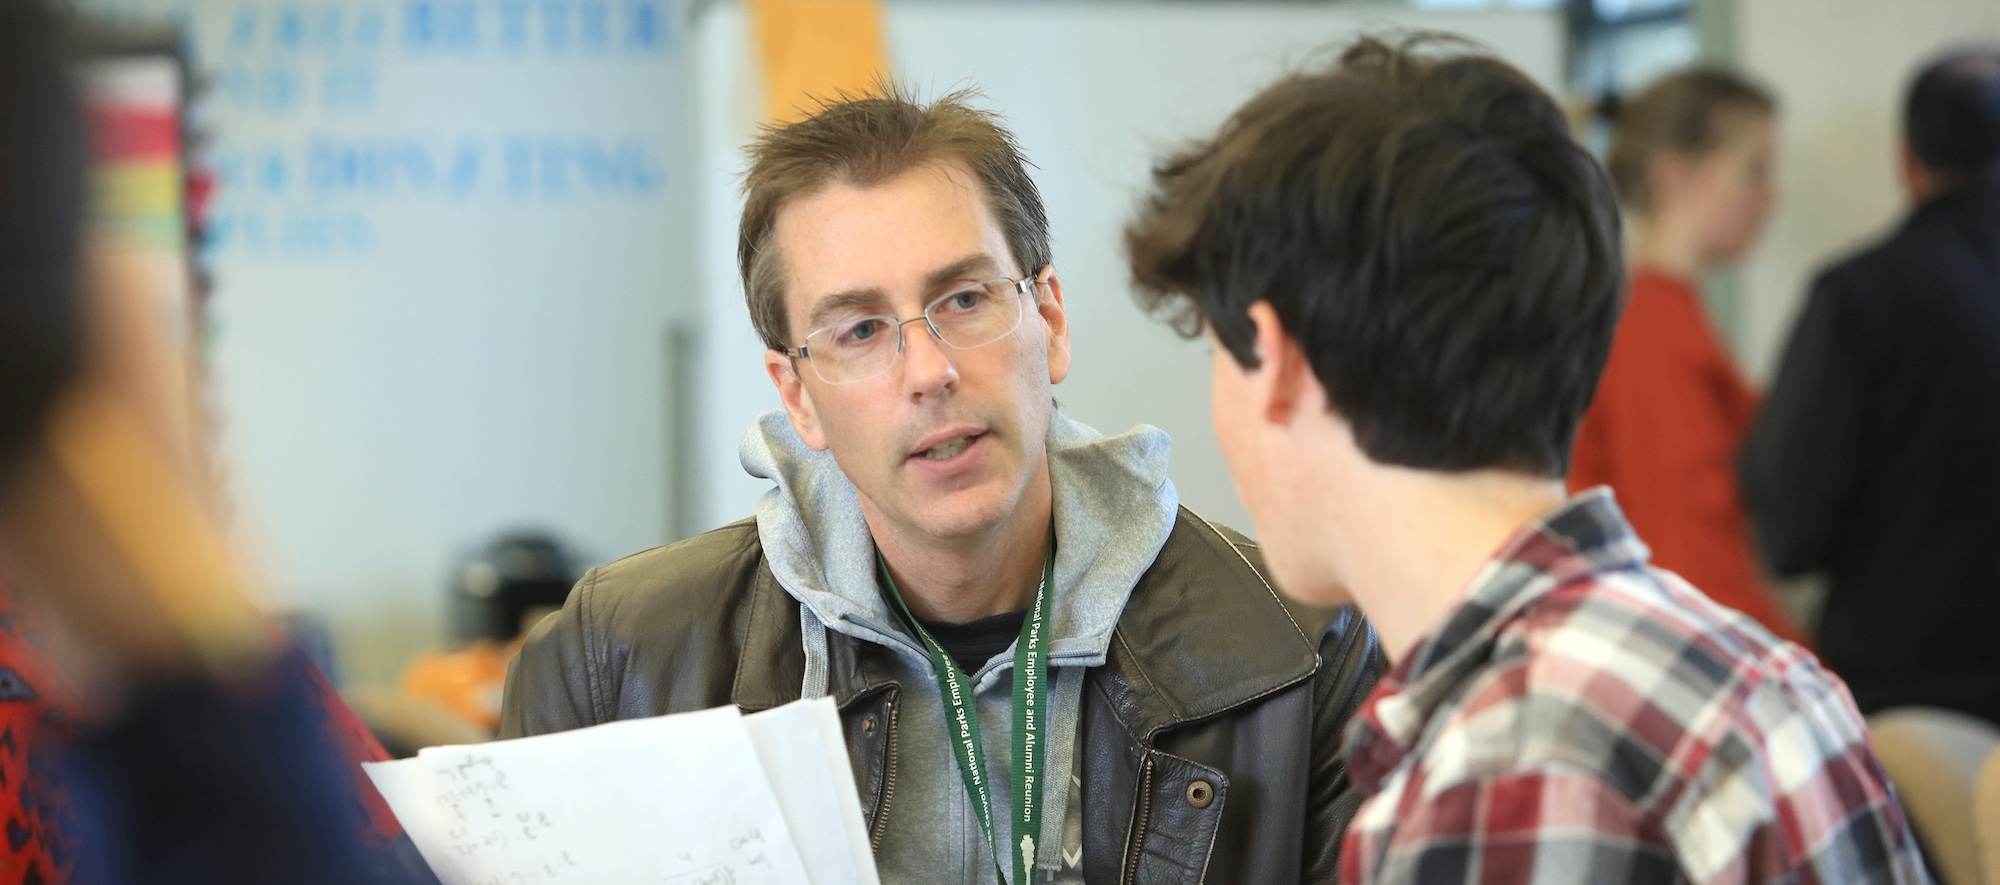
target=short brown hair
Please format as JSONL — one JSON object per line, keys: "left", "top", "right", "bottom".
{"left": 737, "top": 85, "right": 1052, "bottom": 352}
{"left": 1606, "top": 68, "right": 1775, "bottom": 212}
{"left": 1126, "top": 34, "right": 1623, "bottom": 478}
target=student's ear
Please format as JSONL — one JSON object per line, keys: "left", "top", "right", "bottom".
{"left": 1245, "top": 301, "right": 1312, "bottom": 427}
{"left": 765, "top": 350, "right": 829, "bottom": 451}
{"left": 1035, "top": 266, "right": 1071, "bottom": 385}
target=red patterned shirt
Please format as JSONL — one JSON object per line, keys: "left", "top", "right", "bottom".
{"left": 0, "top": 579, "right": 402, "bottom": 884}
{"left": 1339, "top": 490, "right": 1929, "bottom": 884}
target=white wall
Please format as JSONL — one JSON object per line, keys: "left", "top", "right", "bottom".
{"left": 83, "top": 0, "right": 697, "bottom": 685}
{"left": 691, "top": 1, "right": 1564, "bottom": 536}
{"left": 1736, "top": 0, "right": 2000, "bottom": 379}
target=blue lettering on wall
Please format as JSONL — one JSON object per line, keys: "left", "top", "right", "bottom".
{"left": 205, "top": 209, "right": 375, "bottom": 258}
{"left": 304, "top": 137, "right": 486, "bottom": 197}
{"left": 539, "top": 0, "right": 570, "bottom": 51}
{"left": 572, "top": 139, "right": 663, "bottom": 193}
{"left": 394, "top": 0, "right": 670, "bottom": 54}
{"left": 258, "top": 150, "right": 290, "bottom": 193}
{"left": 403, "top": 0, "right": 480, "bottom": 50}
{"left": 495, "top": 0, "right": 531, "bottom": 49}
{"left": 274, "top": 5, "right": 306, "bottom": 49}
{"left": 82, "top": 0, "right": 672, "bottom": 61}
{"left": 505, "top": 136, "right": 665, "bottom": 199}
{"left": 222, "top": 135, "right": 664, "bottom": 203}
{"left": 228, "top": 6, "right": 259, "bottom": 48}
{"left": 212, "top": 3, "right": 394, "bottom": 57}
{"left": 71, "top": 0, "right": 682, "bottom": 266}
{"left": 626, "top": 0, "right": 668, "bottom": 51}
{"left": 503, "top": 137, "right": 536, "bottom": 196}
{"left": 576, "top": 0, "right": 609, "bottom": 50}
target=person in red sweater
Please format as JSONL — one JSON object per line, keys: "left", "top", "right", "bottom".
{"left": 1570, "top": 69, "right": 1808, "bottom": 644}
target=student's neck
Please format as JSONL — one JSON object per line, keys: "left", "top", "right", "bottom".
{"left": 1328, "top": 467, "right": 1569, "bottom": 665}
{"left": 865, "top": 464, "right": 1054, "bottom": 625}
{"left": 1631, "top": 214, "right": 1708, "bottom": 282}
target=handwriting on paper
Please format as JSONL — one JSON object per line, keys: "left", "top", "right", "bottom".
{"left": 365, "top": 704, "right": 827, "bottom": 885}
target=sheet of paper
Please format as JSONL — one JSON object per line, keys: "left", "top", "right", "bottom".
{"left": 741, "top": 699, "right": 881, "bottom": 885}
{"left": 365, "top": 706, "right": 813, "bottom": 885}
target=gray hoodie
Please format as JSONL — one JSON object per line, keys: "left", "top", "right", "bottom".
{"left": 741, "top": 408, "right": 1179, "bottom": 884}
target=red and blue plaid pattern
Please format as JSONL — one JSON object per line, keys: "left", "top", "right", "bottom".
{"left": 1340, "top": 489, "right": 1930, "bottom": 884}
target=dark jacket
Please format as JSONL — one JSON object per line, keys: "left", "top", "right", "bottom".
{"left": 501, "top": 511, "right": 1382, "bottom": 884}
{"left": 1742, "top": 177, "right": 2000, "bottom": 724}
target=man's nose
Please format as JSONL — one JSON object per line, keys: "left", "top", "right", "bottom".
{"left": 898, "top": 318, "right": 959, "bottom": 396}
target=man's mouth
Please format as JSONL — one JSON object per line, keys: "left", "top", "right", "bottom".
{"left": 911, "top": 430, "right": 985, "bottom": 461}
{"left": 920, "top": 435, "right": 976, "bottom": 460}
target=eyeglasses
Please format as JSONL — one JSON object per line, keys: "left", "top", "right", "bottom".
{"left": 786, "top": 276, "right": 1040, "bottom": 384}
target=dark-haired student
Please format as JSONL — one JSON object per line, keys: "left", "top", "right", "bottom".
{"left": 1744, "top": 45, "right": 2000, "bottom": 728}
{"left": 1126, "top": 35, "right": 1929, "bottom": 883}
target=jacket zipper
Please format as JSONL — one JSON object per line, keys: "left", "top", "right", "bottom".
{"left": 1120, "top": 754, "right": 1155, "bottom": 885}
{"left": 869, "top": 701, "right": 899, "bottom": 854}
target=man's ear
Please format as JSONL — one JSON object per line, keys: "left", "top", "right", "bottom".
{"left": 1245, "top": 301, "right": 1312, "bottom": 428}
{"left": 1035, "top": 266, "right": 1072, "bottom": 385}
{"left": 764, "top": 350, "right": 829, "bottom": 451}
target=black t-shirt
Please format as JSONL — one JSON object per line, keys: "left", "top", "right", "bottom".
{"left": 916, "top": 609, "right": 1027, "bottom": 675}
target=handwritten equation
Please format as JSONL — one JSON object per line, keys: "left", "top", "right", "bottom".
{"left": 426, "top": 754, "right": 583, "bottom": 883}
{"left": 660, "top": 830, "right": 780, "bottom": 884}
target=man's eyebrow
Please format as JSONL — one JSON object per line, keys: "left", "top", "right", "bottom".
{"left": 802, "top": 254, "right": 1005, "bottom": 331}
{"left": 924, "top": 254, "right": 1002, "bottom": 292}
{"left": 805, "top": 288, "right": 888, "bottom": 331}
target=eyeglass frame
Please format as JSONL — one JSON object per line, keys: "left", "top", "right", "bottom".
{"left": 782, "top": 274, "right": 1044, "bottom": 385}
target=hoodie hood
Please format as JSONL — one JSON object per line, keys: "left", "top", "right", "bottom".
{"left": 741, "top": 408, "right": 1178, "bottom": 666}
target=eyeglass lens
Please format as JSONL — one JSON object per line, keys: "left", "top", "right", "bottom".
{"left": 805, "top": 279, "right": 1029, "bottom": 384}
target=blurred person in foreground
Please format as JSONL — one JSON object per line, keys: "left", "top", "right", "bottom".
{"left": 502, "top": 84, "right": 1383, "bottom": 882}
{"left": 1570, "top": 69, "right": 1809, "bottom": 645}
{"left": 0, "top": 3, "right": 427, "bottom": 882}
{"left": 1126, "top": 35, "right": 1927, "bottom": 882}
{"left": 1744, "top": 46, "right": 2000, "bottom": 726}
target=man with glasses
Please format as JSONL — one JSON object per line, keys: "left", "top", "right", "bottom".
{"left": 501, "top": 87, "right": 1382, "bottom": 884}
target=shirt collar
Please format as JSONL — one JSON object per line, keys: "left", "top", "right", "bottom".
{"left": 1343, "top": 488, "right": 1651, "bottom": 794}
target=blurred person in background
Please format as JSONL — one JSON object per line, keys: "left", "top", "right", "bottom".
{"left": 1743, "top": 46, "right": 2000, "bottom": 726}
{"left": 0, "top": 2, "right": 428, "bottom": 881}
{"left": 1569, "top": 69, "right": 1809, "bottom": 645}
{"left": 397, "top": 532, "right": 576, "bottom": 742}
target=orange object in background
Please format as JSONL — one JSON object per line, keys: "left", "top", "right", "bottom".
{"left": 750, "top": 0, "right": 889, "bottom": 124}
{"left": 400, "top": 638, "right": 523, "bottom": 736}
{"left": 1570, "top": 268, "right": 1811, "bottom": 647}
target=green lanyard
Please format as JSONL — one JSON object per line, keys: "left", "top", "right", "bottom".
{"left": 878, "top": 545, "right": 1053, "bottom": 885}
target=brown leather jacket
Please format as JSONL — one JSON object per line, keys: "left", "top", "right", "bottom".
{"left": 500, "top": 510, "right": 1382, "bottom": 884}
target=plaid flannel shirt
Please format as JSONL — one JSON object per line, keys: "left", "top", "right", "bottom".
{"left": 1339, "top": 489, "right": 1930, "bottom": 884}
